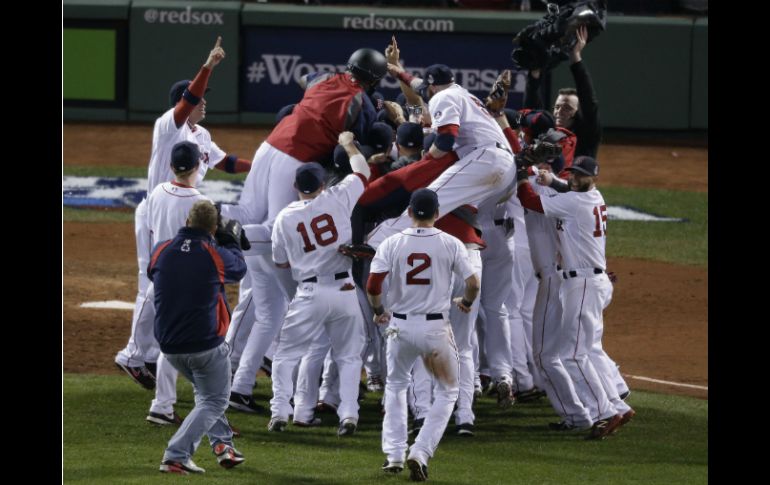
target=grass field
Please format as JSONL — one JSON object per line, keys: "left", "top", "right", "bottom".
{"left": 63, "top": 374, "right": 707, "bottom": 485}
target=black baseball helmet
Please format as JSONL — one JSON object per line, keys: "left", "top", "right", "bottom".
{"left": 346, "top": 48, "right": 388, "bottom": 86}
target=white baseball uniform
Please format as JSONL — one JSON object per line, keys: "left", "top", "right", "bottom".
{"left": 371, "top": 226, "right": 474, "bottom": 466}
{"left": 143, "top": 181, "right": 213, "bottom": 416}
{"left": 526, "top": 178, "right": 592, "bottom": 428}
{"left": 269, "top": 173, "right": 367, "bottom": 424}
{"left": 540, "top": 187, "right": 627, "bottom": 422}
{"left": 366, "top": 84, "right": 516, "bottom": 248}
{"left": 115, "top": 108, "right": 224, "bottom": 370}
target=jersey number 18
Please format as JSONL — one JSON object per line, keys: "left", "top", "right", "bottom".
{"left": 297, "top": 214, "right": 339, "bottom": 252}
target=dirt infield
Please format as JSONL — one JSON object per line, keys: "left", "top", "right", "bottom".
{"left": 63, "top": 122, "right": 708, "bottom": 399}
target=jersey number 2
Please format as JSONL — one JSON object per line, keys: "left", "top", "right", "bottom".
{"left": 297, "top": 214, "right": 339, "bottom": 252}
{"left": 406, "top": 253, "right": 432, "bottom": 285}
{"left": 593, "top": 205, "right": 607, "bottom": 237}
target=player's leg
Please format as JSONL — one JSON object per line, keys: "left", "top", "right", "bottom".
{"left": 408, "top": 357, "right": 432, "bottom": 430}
{"left": 149, "top": 352, "right": 180, "bottom": 419}
{"left": 410, "top": 318, "right": 460, "bottom": 464}
{"left": 225, "top": 272, "right": 256, "bottom": 370}
{"left": 269, "top": 287, "right": 324, "bottom": 424}
{"left": 532, "top": 272, "right": 592, "bottom": 428}
{"left": 318, "top": 350, "right": 340, "bottom": 410}
{"left": 382, "top": 318, "right": 420, "bottom": 466}
{"left": 449, "top": 248, "right": 482, "bottom": 430}
{"left": 559, "top": 277, "right": 617, "bottom": 423}
{"left": 324, "top": 283, "right": 366, "bottom": 426}
{"left": 293, "top": 333, "right": 332, "bottom": 424}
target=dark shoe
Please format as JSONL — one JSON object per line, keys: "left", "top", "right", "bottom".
{"left": 382, "top": 459, "right": 404, "bottom": 473}
{"left": 144, "top": 361, "right": 157, "bottom": 380}
{"left": 611, "top": 408, "right": 636, "bottom": 435}
{"left": 585, "top": 414, "right": 623, "bottom": 440}
{"left": 260, "top": 356, "right": 273, "bottom": 377}
{"left": 267, "top": 417, "right": 287, "bottom": 432}
{"left": 115, "top": 362, "right": 155, "bottom": 390}
{"left": 213, "top": 443, "right": 245, "bottom": 469}
{"left": 146, "top": 411, "right": 183, "bottom": 426}
{"left": 479, "top": 374, "right": 492, "bottom": 394}
{"left": 409, "top": 417, "right": 425, "bottom": 436}
{"left": 496, "top": 381, "right": 514, "bottom": 409}
{"left": 406, "top": 458, "right": 428, "bottom": 481}
{"left": 619, "top": 390, "right": 631, "bottom": 400}
{"left": 456, "top": 422, "right": 475, "bottom": 437}
{"left": 548, "top": 420, "right": 577, "bottom": 431}
{"left": 315, "top": 401, "right": 339, "bottom": 414}
{"left": 159, "top": 459, "right": 205, "bottom": 474}
{"left": 515, "top": 387, "right": 547, "bottom": 403}
{"left": 366, "top": 375, "right": 384, "bottom": 392}
{"left": 338, "top": 418, "right": 357, "bottom": 437}
{"left": 228, "top": 391, "right": 263, "bottom": 413}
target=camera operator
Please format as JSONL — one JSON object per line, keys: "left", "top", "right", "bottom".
{"left": 524, "top": 25, "right": 601, "bottom": 159}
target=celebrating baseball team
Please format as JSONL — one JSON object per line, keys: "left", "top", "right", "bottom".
{"left": 113, "top": 30, "right": 635, "bottom": 480}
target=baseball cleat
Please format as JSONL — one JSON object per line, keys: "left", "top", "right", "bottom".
{"left": 293, "top": 417, "right": 323, "bottom": 427}
{"left": 338, "top": 417, "right": 357, "bottom": 437}
{"left": 408, "top": 417, "right": 425, "bottom": 436}
{"left": 585, "top": 414, "right": 623, "bottom": 440}
{"left": 267, "top": 417, "right": 288, "bottom": 432}
{"left": 382, "top": 459, "right": 404, "bottom": 473}
{"left": 455, "top": 422, "right": 475, "bottom": 437}
{"left": 228, "top": 391, "right": 264, "bottom": 413}
{"left": 115, "top": 362, "right": 155, "bottom": 390}
{"left": 406, "top": 458, "right": 429, "bottom": 481}
{"left": 496, "top": 381, "right": 514, "bottom": 408}
{"left": 515, "top": 387, "right": 547, "bottom": 403}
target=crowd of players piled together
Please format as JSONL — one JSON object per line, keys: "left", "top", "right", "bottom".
{"left": 111, "top": 33, "right": 635, "bottom": 479}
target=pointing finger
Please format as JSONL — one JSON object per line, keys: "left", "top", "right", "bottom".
{"left": 215, "top": 36, "right": 222, "bottom": 48}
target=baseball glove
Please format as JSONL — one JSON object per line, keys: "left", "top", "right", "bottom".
{"left": 215, "top": 217, "right": 251, "bottom": 251}
{"left": 338, "top": 243, "right": 376, "bottom": 261}
{"left": 484, "top": 70, "right": 512, "bottom": 115}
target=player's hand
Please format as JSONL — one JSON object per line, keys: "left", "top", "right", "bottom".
{"left": 570, "top": 25, "right": 587, "bottom": 63}
{"left": 374, "top": 311, "right": 391, "bottom": 325}
{"left": 383, "top": 101, "right": 406, "bottom": 125}
{"left": 536, "top": 169, "right": 553, "bottom": 186}
{"left": 385, "top": 35, "right": 400, "bottom": 65}
{"left": 368, "top": 153, "right": 390, "bottom": 165}
{"left": 453, "top": 297, "right": 471, "bottom": 314}
{"left": 205, "top": 36, "right": 225, "bottom": 69}
{"left": 338, "top": 131, "right": 355, "bottom": 146}
{"left": 387, "top": 62, "right": 405, "bottom": 77}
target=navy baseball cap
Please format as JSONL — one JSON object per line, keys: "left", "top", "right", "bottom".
{"left": 397, "top": 122, "right": 424, "bottom": 148}
{"left": 295, "top": 162, "right": 326, "bottom": 194}
{"left": 520, "top": 109, "right": 555, "bottom": 137}
{"left": 418, "top": 64, "right": 454, "bottom": 91}
{"left": 368, "top": 122, "right": 394, "bottom": 153}
{"left": 332, "top": 142, "right": 374, "bottom": 174}
{"left": 169, "top": 80, "right": 210, "bottom": 107}
{"left": 170, "top": 141, "right": 200, "bottom": 171}
{"left": 566, "top": 156, "right": 599, "bottom": 176}
{"left": 376, "top": 109, "right": 398, "bottom": 131}
{"left": 410, "top": 188, "right": 439, "bottom": 219}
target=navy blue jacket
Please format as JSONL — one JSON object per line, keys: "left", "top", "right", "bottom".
{"left": 148, "top": 227, "right": 247, "bottom": 355}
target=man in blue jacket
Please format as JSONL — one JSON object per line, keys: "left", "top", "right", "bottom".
{"left": 149, "top": 200, "right": 247, "bottom": 475}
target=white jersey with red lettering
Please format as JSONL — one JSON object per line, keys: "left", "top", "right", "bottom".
{"left": 540, "top": 188, "right": 608, "bottom": 271}
{"left": 428, "top": 84, "right": 508, "bottom": 158}
{"left": 271, "top": 173, "right": 366, "bottom": 282}
{"left": 146, "top": 108, "right": 225, "bottom": 193}
{"left": 370, "top": 227, "right": 474, "bottom": 315}
{"left": 146, "top": 181, "right": 212, "bottom": 247}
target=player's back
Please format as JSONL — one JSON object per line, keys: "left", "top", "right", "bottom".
{"left": 378, "top": 227, "right": 466, "bottom": 315}
{"left": 147, "top": 182, "right": 210, "bottom": 245}
{"left": 272, "top": 174, "right": 365, "bottom": 282}
{"left": 267, "top": 73, "right": 364, "bottom": 163}
{"left": 429, "top": 84, "right": 507, "bottom": 158}
{"left": 545, "top": 188, "right": 607, "bottom": 271}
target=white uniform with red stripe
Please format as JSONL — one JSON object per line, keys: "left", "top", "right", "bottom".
{"left": 366, "top": 84, "right": 515, "bottom": 248}
{"left": 540, "top": 188, "right": 630, "bottom": 423}
{"left": 144, "top": 181, "right": 213, "bottom": 417}
{"left": 115, "top": 109, "right": 224, "bottom": 372}
{"left": 526, "top": 178, "right": 592, "bottom": 428}
{"left": 371, "top": 226, "right": 474, "bottom": 466}
{"left": 268, "top": 174, "right": 367, "bottom": 425}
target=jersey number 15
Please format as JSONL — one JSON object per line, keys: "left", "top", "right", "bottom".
{"left": 592, "top": 205, "right": 607, "bottom": 237}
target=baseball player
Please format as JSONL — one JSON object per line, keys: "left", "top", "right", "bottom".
{"left": 367, "top": 188, "right": 479, "bottom": 481}
{"left": 516, "top": 156, "right": 634, "bottom": 439}
{"left": 267, "top": 132, "right": 370, "bottom": 436}
{"left": 114, "top": 37, "right": 251, "bottom": 390}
